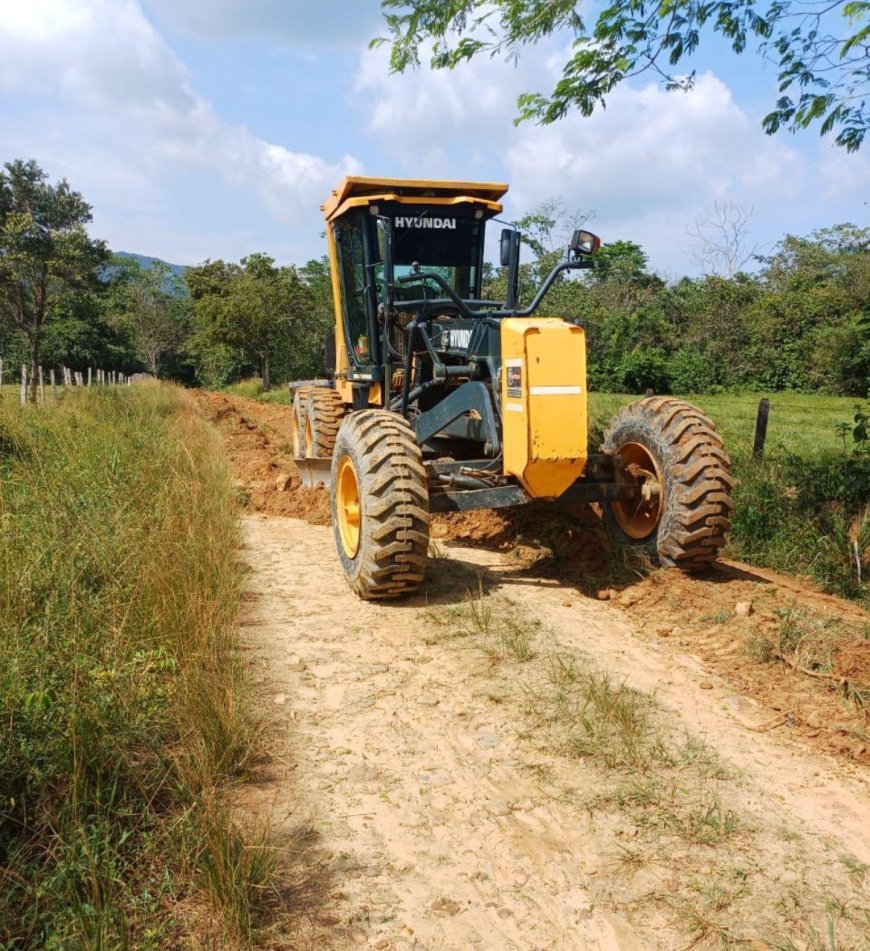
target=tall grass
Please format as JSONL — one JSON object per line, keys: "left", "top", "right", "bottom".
{"left": 0, "top": 385, "right": 263, "bottom": 949}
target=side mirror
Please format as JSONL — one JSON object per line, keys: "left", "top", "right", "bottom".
{"left": 500, "top": 228, "right": 519, "bottom": 268}
{"left": 569, "top": 229, "right": 601, "bottom": 257}
{"left": 500, "top": 229, "right": 521, "bottom": 310}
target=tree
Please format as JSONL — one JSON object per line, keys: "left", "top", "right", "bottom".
{"left": 106, "top": 256, "right": 189, "bottom": 376}
{"left": 688, "top": 201, "right": 760, "bottom": 277}
{"left": 0, "top": 160, "right": 108, "bottom": 401}
{"left": 187, "top": 254, "right": 318, "bottom": 390}
{"left": 377, "top": 0, "right": 870, "bottom": 150}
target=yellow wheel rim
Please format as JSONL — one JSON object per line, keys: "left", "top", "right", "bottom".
{"left": 336, "top": 455, "right": 361, "bottom": 558}
{"left": 612, "top": 442, "right": 663, "bottom": 540}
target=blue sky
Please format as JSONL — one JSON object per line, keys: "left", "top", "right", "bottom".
{"left": 1, "top": 0, "right": 866, "bottom": 276}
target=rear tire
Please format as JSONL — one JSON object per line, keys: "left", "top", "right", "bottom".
{"left": 331, "top": 410, "right": 430, "bottom": 600}
{"left": 602, "top": 397, "right": 735, "bottom": 570}
{"left": 305, "top": 387, "right": 347, "bottom": 458}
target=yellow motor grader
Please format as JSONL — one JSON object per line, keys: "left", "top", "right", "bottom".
{"left": 292, "top": 177, "right": 734, "bottom": 599}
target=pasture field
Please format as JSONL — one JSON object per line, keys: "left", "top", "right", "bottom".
{"left": 0, "top": 385, "right": 268, "bottom": 949}
{"left": 588, "top": 390, "right": 864, "bottom": 458}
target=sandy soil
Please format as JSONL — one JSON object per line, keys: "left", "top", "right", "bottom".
{"left": 201, "top": 392, "right": 870, "bottom": 949}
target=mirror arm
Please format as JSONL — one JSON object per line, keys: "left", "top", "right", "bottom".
{"left": 490, "top": 260, "right": 583, "bottom": 318}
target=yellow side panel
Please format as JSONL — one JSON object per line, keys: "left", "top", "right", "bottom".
{"left": 325, "top": 225, "right": 348, "bottom": 383}
{"left": 501, "top": 318, "right": 588, "bottom": 499}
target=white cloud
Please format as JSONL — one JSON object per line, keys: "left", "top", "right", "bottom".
{"left": 141, "top": 0, "right": 382, "bottom": 47}
{"left": 505, "top": 73, "right": 812, "bottom": 273}
{"left": 0, "top": 0, "right": 360, "bottom": 262}
{"left": 354, "top": 43, "right": 528, "bottom": 175}
{"left": 353, "top": 43, "right": 865, "bottom": 275}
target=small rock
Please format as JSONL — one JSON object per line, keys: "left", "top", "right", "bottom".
{"left": 275, "top": 472, "right": 292, "bottom": 492}
{"left": 475, "top": 731, "right": 500, "bottom": 750}
{"left": 417, "top": 694, "right": 440, "bottom": 707}
{"left": 273, "top": 693, "right": 287, "bottom": 704}
{"left": 670, "top": 626, "right": 684, "bottom": 638}
{"left": 735, "top": 601, "right": 754, "bottom": 617}
{"left": 419, "top": 769, "right": 455, "bottom": 788}
{"left": 488, "top": 800, "right": 511, "bottom": 817}
{"left": 700, "top": 681, "right": 714, "bottom": 690}
{"left": 496, "top": 907, "right": 512, "bottom": 919}
{"left": 596, "top": 589, "right": 612, "bottom": 601}
{"left": 347, "top": 764, "right": 379, "bottom": 783}
{"left": 561, "top": 599, "right": 573, "bottom": 608}
{"left": 372, "top": 890, "right": 400, "bottom": 905}
{"left": 374, "top": 941, "right": 390, "bottom": 950}
{"left": 431, "top": 897, "right": 461, "bottom": 916}
{"left": 618, "top": 588, "right": 643, "bottom": 607}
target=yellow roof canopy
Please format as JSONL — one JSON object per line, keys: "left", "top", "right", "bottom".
{"left": 322, "top": 176, "right": 509, "bottom": 221}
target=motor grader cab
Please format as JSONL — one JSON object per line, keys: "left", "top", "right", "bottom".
{"left": 292, "top": 177, "right": 734, "bottom": 599}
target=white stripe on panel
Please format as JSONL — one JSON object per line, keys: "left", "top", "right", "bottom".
{"left": 528, "top": 385, "right": 583, "bottom": 395}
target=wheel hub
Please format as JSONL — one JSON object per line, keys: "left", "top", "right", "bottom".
{"left": 613, "top": 442, "right": 664, "bottom": 540}
{"left": 336, "top": 454, "right": 361, "bottom": 558}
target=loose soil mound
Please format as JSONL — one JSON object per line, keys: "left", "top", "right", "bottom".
{"left": 199, "top": 392, "right": 331, "bottom": 524}
{"left": 834, "top": 638, "right": 870, "bottom": 682}
{"left": 610, "top": 570, "right": 870, "bottom": 765}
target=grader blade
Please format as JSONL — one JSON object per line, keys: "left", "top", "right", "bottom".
{"left": 295, "top": 458, "right": 332, "bottom": 488}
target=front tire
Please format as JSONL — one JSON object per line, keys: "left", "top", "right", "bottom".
{"left": 602, "top": 397, "right": 734, "bottom": 571}
{"left": 331, "top": 410, "right": 430, "bottom": 600}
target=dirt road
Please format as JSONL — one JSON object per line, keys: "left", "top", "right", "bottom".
{"left": 204, "top": 393, "right": 870, "bottom": 949}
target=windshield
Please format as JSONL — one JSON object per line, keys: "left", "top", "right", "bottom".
{"left": 376, "top": 204, "right": 484, "bottom": 300}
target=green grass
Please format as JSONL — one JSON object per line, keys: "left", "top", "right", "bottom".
{"left": 589, "top": 391, "right": 862, "bottom": 458}
{"left": 221, "top": 378, "right": 292, "bottom": 406}
{"left": 0, "top": 385, "right": 268, "bottom": 949}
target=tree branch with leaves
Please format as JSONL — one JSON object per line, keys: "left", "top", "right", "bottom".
{"left": 376, "top": 0, "right": 869, "bottom": 150}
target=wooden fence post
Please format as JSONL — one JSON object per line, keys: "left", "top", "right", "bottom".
{"left": 50, "top": 368, "right": 56, "bottom": 400}
{"left": 0, "top": 358, "right": 4, "bottom": 389}
{"left": 38, "top": 366, "right": 45, "bottom": 404}
{"left": 88, "top": 367, "right": 92, "bottom": 387}
{"left": 20, "top": 365, "right": 27, "bottom": 405}
{"left": 753, "top": 398, "right": 770, "bottom": 458}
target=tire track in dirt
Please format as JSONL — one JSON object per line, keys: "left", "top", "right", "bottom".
{"left": 239, "top": 516, "right": 640, "bottom": 950}
{"left": 199, "top": 392, "right": 870, "bottom": 947}
{"left": 238, "top": 516, "right": 869, "bottom": 949}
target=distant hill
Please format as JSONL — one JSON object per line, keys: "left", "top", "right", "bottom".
{"left": 114, "top": 252, "right": 187, "bottom": 279}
